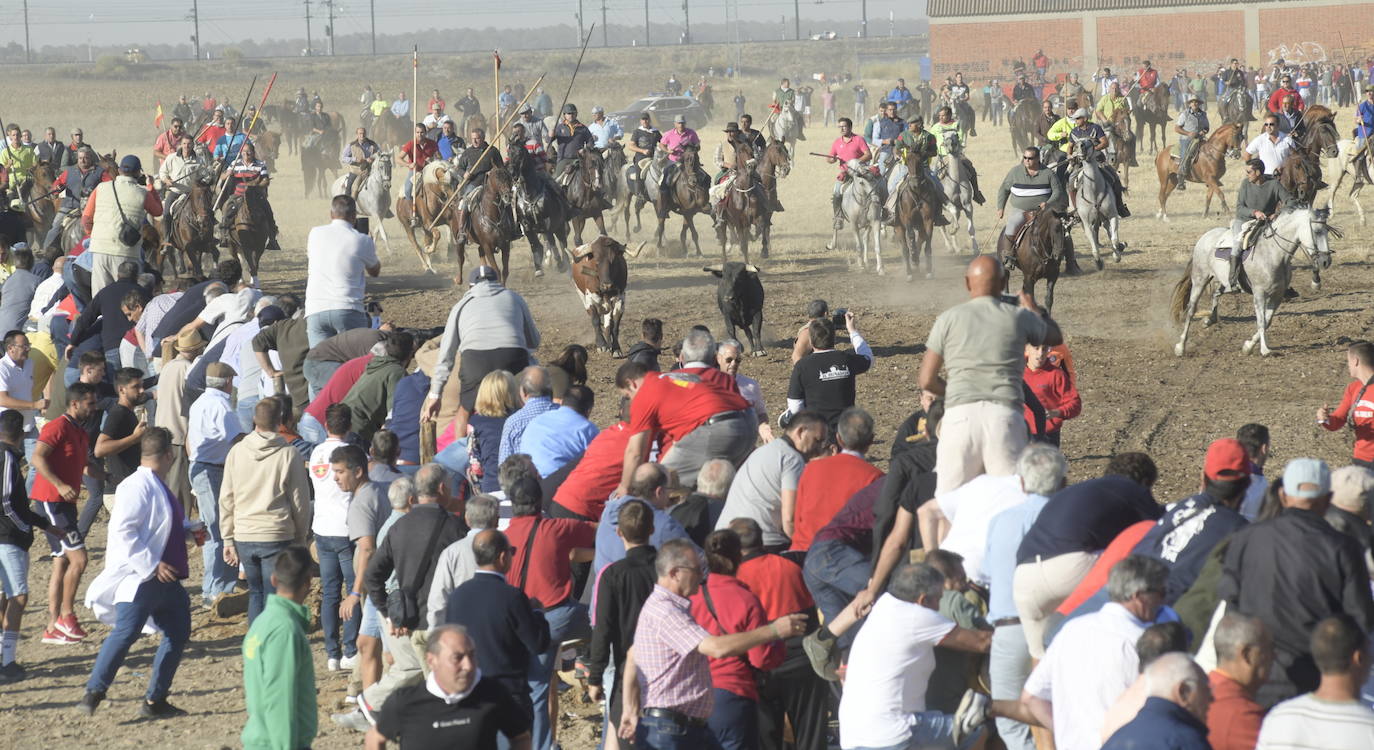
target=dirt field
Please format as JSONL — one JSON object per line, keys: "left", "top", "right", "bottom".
{"left": 1, "top": 53, "right": 1372, "bottom": 749}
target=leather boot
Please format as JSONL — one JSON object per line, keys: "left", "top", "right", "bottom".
{"left": 454, "top": 209, "right": 468, "bottom": 248}
{"left": 1063, "top": 238, "right": 1083, "bottom": 276}
{"left": 831, "top": 194, "right": 844, "bottom": 230}
{"left": 997, "top": 233, "right": 1014, "bottom": 270}
{"left": 968, "top": 164, "right": 986, "bottom": 204}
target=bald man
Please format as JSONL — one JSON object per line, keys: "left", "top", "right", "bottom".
{"left": 920, "top": 256, "right": 1062, "bottom": 495}
{"left": 1102, "top": 653, "right": 1213, "bottom": 749}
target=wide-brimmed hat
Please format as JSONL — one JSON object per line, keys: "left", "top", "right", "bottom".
{"left": 175, "top": 329, "right": 206, "bottom": 352}
{"left": 1186, "top": 93, "right": 1202, "bottom": 103}
{"left": 723, "top": 122, "right": 740, "bottom": 133}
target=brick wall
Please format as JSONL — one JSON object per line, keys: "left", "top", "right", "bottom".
{"left": 1096, "top": 10, "right": 1243, "bottom": 71}
{"left": 930, "top": 18, "right": 1083, "bottom": 78}
{"left": 1258, "top": 6, "right": 1374, "bottom": 66}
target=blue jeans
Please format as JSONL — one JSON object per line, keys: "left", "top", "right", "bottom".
{"left": 529, "top": 601, "right": 590, "bottom": 750}
{"left": 104, "top": 347, "right": 121, "bottom": 382}
{"left": 990, "top": 624, "right": 1035, "bottom": 750}
{"left": 849, "top": 711, "right": 959, "bottom": 749}
{"left": 235, "top": 393, "right": 260, "bottom": 433}
{"left": 802, "top": 539, "right": 872, "bottom": 648}
{"left": 85, "top": 578, "right": 191, "bottom": 702}
{"left": 708, "top": 688, "right": 758, "bottom": 750}
{"left": 317, "top": 534, "right": 359, "bottom": 659}
{"left": 298, "top": 412, "right": 326, "bottom": 445}
{"left": 237, "top": 539, "right": 291, "bottom": 623}
{"left": 190, "top": 462, "right": 237, "bottom": 603}
{"left": 637, "top": 713, "right": 719, "bottom": 750}
{"left": 306, "top": 309, "right": 369, "bottom": 349}
{"left": 303, "top": 358, "right": 342, "bottom": 401}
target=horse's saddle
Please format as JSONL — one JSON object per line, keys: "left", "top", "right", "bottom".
{"left": 1214, "top": 219, "right": 1265, "bottom": 259}
{"left": 421, "top": 161, "right": 452, "bottom": 190}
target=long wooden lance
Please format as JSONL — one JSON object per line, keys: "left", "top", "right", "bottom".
{"left": 194, "top": 74, "right": 257, "bottom": 145}
{"left": 555, "top": 24, "right": 596, "bottom": 123}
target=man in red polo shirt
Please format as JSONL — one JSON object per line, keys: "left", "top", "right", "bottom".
{"left": 614, "top": 333, "right": 754, "bottom": 494}
{"left": 553, "top": 399, "right": 634, "bottom": 521}
{"left": 826, "top": 117, "right": 872, "bottom": 228}
{"left": 399, "top": 122, "right": 439, "bottom": 214}
{"left": 33, "top": 382, "right": 98, "bottom": 645}
{"left": 788, "top": 407, "right": 884, "bottom": 554}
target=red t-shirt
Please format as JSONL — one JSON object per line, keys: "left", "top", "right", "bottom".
{"left": 402, "top": 138, "right": 439, "bottom": 170}
{"left": 304, "top": 354, "right": 373, "bottom": 424}
{"left": 629, "top": 367, "right": 750, "bottom": 451}
{"left": 789, "top": 453, "right": 884, "bottom": 552}
{"left": 689, "top": 574, "right": 784, "bottom": 701}
{"left": 198, "top": 125, "right": 227, "bottom": 146}
{"left": 507, "top": 515, "right": 598, "bottom": 609}
{"left": 32, "top": 414, "right": 90, "bottom": 504}
{"left": 1055, "top": 520, "right": 1154, "bottom": 615}
{"left": 1323, "top": 379, "right": 1374, "bottom": 463}
{"left": 737, "top": 552, "right": 814, "bottom": 620}
{"left": 1023, "top": 361, "right": 1082, "bottom": 436}
{"left": 553, "top": 422, "right": 632, "bottom": 520}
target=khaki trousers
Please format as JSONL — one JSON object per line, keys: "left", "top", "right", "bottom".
{"left": 1013, "top": 551, "right": 1100, "bottom": 658}
{"left": 935, "top": 401, "right": 1028, "bottom": 496}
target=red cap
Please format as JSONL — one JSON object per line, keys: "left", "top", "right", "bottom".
{"left": 1204, "top": 438, "right": 1249, "bottom": 480}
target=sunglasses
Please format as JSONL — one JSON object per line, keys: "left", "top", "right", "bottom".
{"left": 1263, "top": 122, "right": 1276, "bottom": 127}
{"left": 721, "top": 356, "right": 739, "bottom": 363}
{"left": 1023, "top": 156, "right": 1038, "bottom": 161}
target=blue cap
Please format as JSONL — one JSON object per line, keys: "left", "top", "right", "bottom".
{"left": 468, "top": 266, "right": 499, "bottom": 285}
{"left": 1282, "top": 458, "right": 1331, "bottom": 499}
{"left": 119, "top": 154, "right": 142, "bottom": 172}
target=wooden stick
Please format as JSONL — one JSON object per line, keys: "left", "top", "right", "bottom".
{"left": 419, "top": 420, "right": 437, "bottom": 464}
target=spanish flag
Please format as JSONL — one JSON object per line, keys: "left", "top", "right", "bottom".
{"left": 154, "top": 100, "right": 164, "bottom": 130}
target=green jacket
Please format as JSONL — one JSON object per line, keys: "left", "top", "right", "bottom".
{"left": 242, "top": 594, "right": 316, "bottom": 750}
{"left": 340, "top": 354, "right": 409, "bottom": 443}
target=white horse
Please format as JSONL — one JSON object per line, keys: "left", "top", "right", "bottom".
{"left": 766, "top": 106, "right": 800, "bottom": 159}
{"left": 1328, "top": 138, "right": 1374, "bottom": 226}
{"left": 827, "top": 160, "right": 883, "bottom": 274}
{"left": 937, "top": 129, "right": 979, "bottom": 255}
{"left": 1068, "top": 145, "right": 1126, "bottom": 269}
{"left": 330, "top": 149, "right": 395, "bottom": 253}
{"left": 1171, "top": 207, "right": 1335, "bottom": 357}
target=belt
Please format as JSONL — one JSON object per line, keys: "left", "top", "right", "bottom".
{"left": 396, "top": 459, "right": 419, "bottom": 466}
{"left": 993, "top": 617, "right": 1021, "bottom": 627}
{"left": 642, "top": 707, "right": 708, "bottom": 728}
{"left": 704, "top": 410, "right": 747, "bottom": 426}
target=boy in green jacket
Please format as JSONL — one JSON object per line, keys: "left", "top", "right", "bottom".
{"left": 242, "top": 544, "right": 317, "bottom": 750}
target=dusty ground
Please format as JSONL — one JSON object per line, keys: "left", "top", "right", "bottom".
{"left": 1, "top": 57, "right": 1372, "bottom": 749}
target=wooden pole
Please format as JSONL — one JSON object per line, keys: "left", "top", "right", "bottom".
{"left": 411, "top": 45, "right": 419, "bottom": 193}
{"left": 494, "top": 50, "right": 502, "bottom": 149}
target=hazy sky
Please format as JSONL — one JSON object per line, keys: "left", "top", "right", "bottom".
{"left": 4, "top": 0, "right": 924, "bottom": 51}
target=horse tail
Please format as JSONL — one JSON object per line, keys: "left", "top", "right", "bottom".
{"left": 1170, "top": 259, "right": 1194, "bottom": 325}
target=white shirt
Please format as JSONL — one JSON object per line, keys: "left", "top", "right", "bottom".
{"left": 1245, "top": 133, "right": 1295, "bottom": 174}
{"left": 0, "top": 354, "right": 36, "bottom": 431}
{"left": 426, "top": 534, "right": 480, "bottom": 631}
{"left": 28, "top": 272, "right": 66, "bottom": 330}
{"left": 220, "top": 319, "right": 262, "bottom": 400}
{"left": 1024, "top": 601, "right": 1147, "bottom": 750}
{"left": 1256, "top": 693, "right": 1374, "bottom": 749}
{"left": 85, "top": 466, "right": 180, "bottom": 631}
{"left": 305, "top": 220, "right": 379, "bottom": 317}
{"left": 936, "top": 473, "right": 1026, "bottom": 586}
{"left": 187, "top": 388, "right": 244, "bottom": 464}
{"left": 838, "top": 594, "right": 955, "bottom": 748}
{"left": 309, "top": 437, "right": 352, "bottom": 537}
{"left": 198, "top": 287, "right": 260, "bottom": 346}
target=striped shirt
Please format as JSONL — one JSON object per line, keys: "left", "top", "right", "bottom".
{"left": 1255, "top": 693, "right": 1374, "bottom": 749}
{"left": 633, "top": 584, "right": 712, "bottom": 718}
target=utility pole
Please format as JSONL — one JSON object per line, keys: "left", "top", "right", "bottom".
{"left": 304, "top": 0, "right": 312, "bottom": 56}
{"left": 325, "top": 0, "right": 335, "bottom": 56}
{"left": 370, "top": 0, "right": 376, "bottom": 55}
{"left": 683, "top": 0, "right": 689, "bottom": 45}
{"left": 861, "top": 0, "right": 867, "bottom": 38}
{"left": 577, "top": 0, "right": 584, "bottom": 45}
{"left": 794, "top": 0, "right": 799, "bottom": 41}
{"left": 23, "top": 0, "right": 31, "bottom": 62}
{"left": 644, "top": 0, "right": 649, "bottom": 46}
{"left": 601, "top": 0, "right": 608, "bottom": 46}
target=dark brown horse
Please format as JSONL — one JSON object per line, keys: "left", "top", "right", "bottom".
{"left": 655, "top": 146, "right": 709, "bottom": 256}
{"left": 1154, "top": 122, "right": 1244, "bottom": 221}
{"left": 1006, "top": 209, "right": 1068, "bottom": 313}
{"left": 227, "top": 188, "right": 272, "bottom": 284}
{"left": 508, "top": 144, "right": 571, "bottom": 275}
{"left": 1129, "top": 85, "right": 1171, "bottom": 153}
{"left": 715, "top": 141, "right": 770, "bottom": 265}
{"left": 757, "top": 139, "right": 790, "bottom": 212}
{"left": 300, "top": 112, "right": 343, "bottom": 198}
{"left": 891, "top": 149, "right": 938, "bottom": 281}
{"left": 1105, "top": 109, "right": 1137, "bottom": 187}
{"left": 163, "top": 177, "right": 218, "bottom": 277}
{"left": 1009, "top": 98, "right": 1041, "bottom": 155}
{"left": 1278, "top": 104, "right": 1340, "bottom": 205}
{"left": 564, "top": 147, "right": 611, "bottom": 245}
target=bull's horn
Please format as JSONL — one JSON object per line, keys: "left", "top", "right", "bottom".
{"left": 574, "top": 243, "right": 589, "bottom": 255}
{"left": 702, "top": 264, "right": 723, "bottom": 273}
{"left": 628, "top": 240, "right": 648, "bottom": 258}
{"left": 745, "top": 264, "right": 760, "bottom": 273}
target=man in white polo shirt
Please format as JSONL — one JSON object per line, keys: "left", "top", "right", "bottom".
{"left": 1241, "top": 114, "right": 1295, "bottom": 175}
{"left": 304, "top": 195, "right": 380, "bottom": 348}
{"left": 0, "top": 331, "right": 48, "bottom": 488}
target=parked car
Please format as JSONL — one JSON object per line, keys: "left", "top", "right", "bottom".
{"left": 607, "top": 95, "right": 709, "bottom": 132}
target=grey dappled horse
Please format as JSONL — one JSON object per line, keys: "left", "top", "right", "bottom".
{"left": 827, "top": 160, "right": 883, "bottom": 274}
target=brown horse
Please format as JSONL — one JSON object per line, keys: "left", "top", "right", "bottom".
{"left": 757, "top": 139, "right": 790, "bottom": 212}
{"left": 397, "top": 162, "right": 459, "bottom": 275}
{"left": 1009, "top": 98, "right": 1040, "bottom": 155}
{"left": 1105, "top": 109, "right": 1137, "bottom": 188}
{"left": 715, "top": 141, "right": 770, "bottom": 265}
{"left": 459, "top": 166, "right": 518, "bottom": 283}
{"left": 255, "top": 131, "right": 282, "bottom": 171}
{"left": 655, "top": 146, "right": 709, "bottom": 256}
{"left": 1129, "top": 85, "right": 1171, "bottom": 153}
{"left": 1154, "top": 122, "right": 1244, "bottom": 221}
{"left": 163, "top": 178, "right": 218, "bottom": 277}
{"left": 1277, "top": 105, "right": 1340, "bottom": 205}
{"left": 891, "top": 149, "right": 938, "bottom": 281}
{"left": 564, "top": 147, "right": 612, "bottom": 245}
{"left": 227, "top": 188, "right": 272, "bottom": 284}
{"left": 1006, "top": 209, "right": 1068, "bottom": 313}
{"left": 18, "top": 162, "right": 57, "bottom": 244}
{"left": 300, "top": 112, "right": 344, "bottom": 198}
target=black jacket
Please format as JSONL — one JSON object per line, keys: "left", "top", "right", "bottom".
{"left": 365, "top": 503, "right": 467, "bottom": 629}
{"left": 587, "top": 545, "right": 657, "bottom": 689}
{"left": 71, "top": 279, "right": 144, "bottom": 353}
{"left": 1324, "top": 505, "right": 1374, "bottom": 561}
{"left": 445, "top": 571, "right": 550, "bottom": 693}
{"left": 625, "top": 341, "right": 661, "bottom": 372}
{"left": 0, "top": 443, "right": 50, "bottom": 549}
{"left": 669, "top": 494, "right": 723, "bottom": 548}
{"left": 1218, "top": 507, "right": 1374, "bottom": 706}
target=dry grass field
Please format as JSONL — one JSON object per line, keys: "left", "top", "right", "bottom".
{"left": 1, "top": 43, "right": 1372, "bottom": 748}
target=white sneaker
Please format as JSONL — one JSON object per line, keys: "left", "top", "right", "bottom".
{"left": 327, "top": 657, "right": 341, "bottom": 672}
{"left": 953, "top": 689, "right": 989, "bottom": 744}
{"left": 331, "top": 708, "right": 373, "bottom": 732}
{"left": 340, "top": 654, "right": 358, "bottom": 670}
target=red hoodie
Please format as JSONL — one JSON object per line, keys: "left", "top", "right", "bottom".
{"left": 1023, "top": 357, "right": 1081, "bottom": 435}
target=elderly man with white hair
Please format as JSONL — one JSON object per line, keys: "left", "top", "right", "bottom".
{"left": 1101, "top": 652, "right": 1213, "bottom": 749}
{"left": 187, "top": 361, "right": 244, "bottom": 612}
{"left": 717, "top": 337, "right": 771, "bottom": 441}
{"left": 1325, "top": 465, "right": 1374, "bottom": 565}
{"left": 669, "top": 457, "right": 734, "bottom": 547}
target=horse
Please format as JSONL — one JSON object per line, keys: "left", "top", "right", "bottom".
{"left": 255, "top": 131, "right": 282, "bottom": 171}
{"left": 1218, "top": 87, "right": 1256, "bottom": 136}
{"left": 226, "top": 187, "right": 272, "bottom": 285}
{"left": 1277, "top": 105, "right": 1340, "bottom": 206}
{"left": 1329, "top": 138, "right": 1374, "bottom": 225}
{"left": 1067, "top": 146, "right": 1126, "bottom": 270}
{"left": 715, "top": 141, "right": 771, "bottom": 266}
{"left": 953, "top": 99, "right": 977, "bottom": 139}
{"left": 1104, "top": 109, "right": 1137, "bottom": 188}
{"left": 460, "top": 165, "right": 519, "bottom": 283}
{"left": 329, "top": 150, "right": 395, "bottom": 254}
{"left": 827, "top": 160, "right": 883, "bottom": 274}
{"left": 162, "top": 175, "right": 218, "bottom": 278}
{"left": 507, "top": 144, "right": 572, "bottom": 275}
{"left": 890, "top": 148, "right": 938, "bottom": 280}
{"left": 608, "top": 154, "right": 641, "bottom": 236}
{"left": 936, "top": 130, "right": 979, "bottom": 255}
{"left": 757, "top": 138, "right": 791, "bottom": 214}
{"left": 373, "top": 114, "right": 412, "bottom": 149}
{"left": 1154, "top": 122, "right": 1245, "bottom": 222}
{"left": 461, "top": 113, "right": 487, "bottom": 141}
{"left": 655, "top": 146, "right": 709, "bottom": 256}
{"left": 18, "top": 162, "right": 56, "bottom": 245}
{"left": 396, "top": 163, "right": 457, "bottom": 275}
{"left": 1009, "top": 98, "right": 1041, "bottom": 155}
{"left": 563, "top": 147, "right": 612, "bottom": 245}
{"left": 300, "top": 113, "right": 342, "bottom": 199}
{"left": 1171, "top": 207, "right": 1336, "bottom": 357}
{"left": 766, "top": 106, "right": 800, "bottom": 158}
{"left": 1128, "top": 85, "right": 1171, "bottom": 153}
{"left": 601, "top": 141, "right": 627, "bottom": 226}
{"left": 1006, "top": 209, "right": 1070, "bottom": 314}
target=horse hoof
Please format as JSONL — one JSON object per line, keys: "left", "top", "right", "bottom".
{"left": 1311, "top": 281, "right": 1321, "bottom": 291}
{"left": 597, "top": 346, "right": 610, "bottom": 354}
{"left": 1242, "top": 341, "right": 1255, "bottom": 355}
{"left": 925, "top": 272, "right": 934, "bottom": 280}
{"left": 905, "top": 274, "right": 914, "bottom": 282}
{"left": 751, "top": 349, "right": 766, "bottom": 358}
{"left": 534, "top": 268, "right": 544, "bottom": 278}
{"left": 1173, "top": 343, "right": 1185, "bottom": 358}
{"left": 1095, "top": 258, "right": 1104, "bottom": 271}
{"left": 1260, "top": 347, "right": 1273, "bottom": 357}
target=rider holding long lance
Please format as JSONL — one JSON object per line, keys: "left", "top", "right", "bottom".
{"left": 450, "top": 127, "right": 506, "bottom": 254}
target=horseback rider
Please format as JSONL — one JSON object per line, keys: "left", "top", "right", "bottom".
{"left": 930, "top": 106, "right": 986, "bottom": 205}
{"left": 390, "top": 92, "right": 411, "bottom": 122}
{"left": 552, "top": 104, "right": 596, "bottom": 185}
{"left": 422, "top": 102, "right": 453, "bottom": 136}
{"left": 456, "top": 88, "right": 482, "bottom": 118}
{"left": 887, "top": 78, "right": 913, "bottom": 109}
{"left": 197, "top": 109, "right": 227, "bottom": 149}
{"left": 153, "top": 117, "right": 188, "bottom": 164}
{"left": 1136, "top": 60, "right": 1159, "bottom": 92}
{"left": 1356, "top": 85, "right": 1374, "bottom": 150}
{"left": 1043, "top": 103, "right": 1076, "bottom": 161}
{"left": 949, "top": 72, "right": 975, "bottom": 137}
{"left": 155, "top": 133, "right": 209, "bottom": 251}
{"left": 1012, "top": 73, "right": 1039, "bottom": 103}
{"left": 658, "top": 114, "right": 701, "bottom": 193}
{"left": 34, "top": 127, "right": 68, "bottom": 169}
{"left": 1094, "top": 81, "right": 1130, "bottom": 124}
{"left": 826, "top": 117, "right": 874, "bottom": 230}
{"left": 360, "top": 84, "right": 377, "bottom": 107}
{"left": 1094, "top": 67, "right": 1119, "bottom": 98}
{"left": 1228, "top": 158, "right": 1298, "bottom": 290}
{"left": 516, "top": 105, "right": 549, "bottom": 155}
{"left": 1219, "top": 58, "right": 1248, "bottom": 111}
{"left": 710, "top": 122, "right": 749, "bottom": 227}
{"left": 172, "top": 95, "right": 193, "bottom": 126}
{"left": 400, "top": 122, "right": 438, "bottom": 225}
{"left": 42, "top": 147, "right": 107, "bottom": 250}
{"left": 1273, "top": 95, "right": 1301, "bottom": 138}
{"left": 625, "top": 112, "right": 661, "bottom": 202}
{"left": 772, "top": 78, "right": 806, "bottom": 141}
{"left": 1173, "top": 94, "right": 1209, "bottom": 191}
{"left": 293, "top": 87, "right": 310, "bottom": 115}
{"left": 66, "top": 128, "right": 94, "bottom": 162}
{"left": 1060, "top": 73, "right": 1086, "bottom": 108}
{"left": 211, "top": 117, "right": 249, "bottom": 163}
{"left": 340, "top": 127, "right": 380, "bottom": 199}
{"left": 365, "top": 94, "right": 390, "bottom": 130}
{"left": 873, "top": 101, "right": 906, "bottom": 173}
{"left": 0, "top": 124, "right": 37, "bottom": 211}
{"left": 588, "top": 106, "right": 624, "bottom": 149}
{"left": 1065, "top": 108, "right": 1130, "bottom": 217}
{"left": 216, "top": 141, "right": 280, "bottom": 252}
{"left": 996, "top": 146, "right": 1067, "bottom": 267}
{"left": 1241, "top": 115, "right": 1294, "bottom": 175}
{"left": 305, "top": 100, "right": 332, "bottom": 151}
{"left": 436, "top": 120, "right": 465, "bottom": 161}
{"left": 882, "top": 115, "right": 949, "bottom": 226}
{"left": 738, "top": 114, "right": 767, "bottom": 154}
{"left": 1035, "top": 99, "right": 1059, "bottom": 147}
{"left": 452, "top": 128, "right": 505, "bottom": 253}
{"left": 1267, "top": 74, "right": 1304, "bottom": 115}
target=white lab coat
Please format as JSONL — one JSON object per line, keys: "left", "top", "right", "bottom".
{"left": 84, "top": 466, "right": 182, "bottom": 632}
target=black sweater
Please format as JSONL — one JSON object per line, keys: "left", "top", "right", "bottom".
{"left": 445, "top": 571, "right": 550, "bottom": 696}
{"left": 587, "top": 545, "right": 658, "bottom": 689}
{"left": 0, "top": 442, "right": 51, "bottom": 548}
{"left": 365, "top": 503, "right": 467, "bottom": 629}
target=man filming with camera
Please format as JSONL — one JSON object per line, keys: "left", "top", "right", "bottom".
{"left": 783, "top": 308, "right": 873, "bottom": 429}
